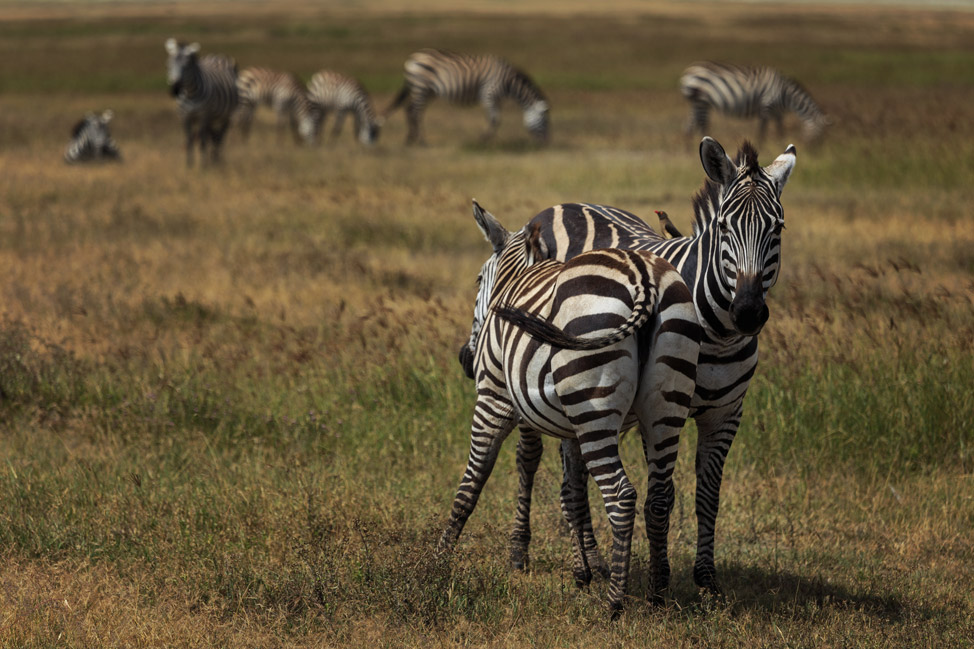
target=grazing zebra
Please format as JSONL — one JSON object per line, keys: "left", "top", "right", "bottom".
{"left": 465, "top": 137, "right": 797, "bottom": 596}
{"left": 385, "top": 49, "right": 549, "bottom": 145}
{"left": 445, "top": 201, "right": 700, "bottom": 614}
{"left": 64, "top": 110, "right": 121, "bottom": 163}
{"left": 165, "top": 38, "right": 239, "bottom": 166}
{"left": 306, "top": 69, "right": 381, "bottom": 146}
{"left": 235, "top": 67, "right": 321, "bottom": 146}
{"left": 681, "top": 62, "right": 829, "bottom": 142}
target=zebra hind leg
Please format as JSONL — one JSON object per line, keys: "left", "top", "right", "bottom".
{"left": 558, "top": 438, "right": 611, "bottom": 587}
{"left": 509, "top": 428, "right": 543, "bottom": 571}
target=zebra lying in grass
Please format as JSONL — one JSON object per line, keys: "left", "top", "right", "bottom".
{"left": 386, "top": 49, "right": 549, "bottom": 145}
{"left": 64, "top": 110, "right": 121, "bottom": 164}
{"left": 443, "top": 200, "right": 700, "bottom": 615}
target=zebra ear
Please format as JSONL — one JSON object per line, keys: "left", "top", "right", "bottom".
{"left": 101, "top": 110, "right": 114, "bottom": 123}
{"left": 165, "top": 38, "right": 179, "bottom": 55}
{"left": 699, "top": 137, "right": 737, "bottom": 185}
{"left": 765, "top": 144, "right": 797, "bottom": 197}
{"left": 472, "top": 199, "right": 509, "bottom": 253}
{"left": 186, "top": 42, "right": 201, "bottom": 55}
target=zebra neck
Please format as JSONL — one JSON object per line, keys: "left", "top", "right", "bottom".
{"left": 507, "top": 77, "right": 543, "bottom": 109}
{"left": 783, "top": 82, "right": 823, "bottom": 123}
{"left": 180, "top": 61, "right": 205, "bottom": 101}
{"left": 688, "top": 227, "right": 741, "bottom": 343}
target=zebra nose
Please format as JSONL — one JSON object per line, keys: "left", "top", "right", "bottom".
{"left": 730, "top": 276, "right": 769, "bottom": 336}
{"left": 458, "top": 344, "right": 475, "bottom": 380}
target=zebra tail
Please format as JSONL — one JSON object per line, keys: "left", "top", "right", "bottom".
{"left": 384, "top": 83, "right": 410, "bottom": 116}
{"left": 494, "top": 291, "right": 654, "bottom": 351}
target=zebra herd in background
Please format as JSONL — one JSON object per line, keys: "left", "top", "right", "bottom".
{"left": 450, "top": 136, "right": 797, "bottom": 612}
{"left": 64, "top": 39, "right": 828, "bottom": 165}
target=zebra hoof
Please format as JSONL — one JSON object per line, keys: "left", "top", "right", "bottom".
{"left": 608, "top": 600, "right": 624, "bottom": 620}
{"left": 573, "top": 568, "right": 593, "bottom": 589}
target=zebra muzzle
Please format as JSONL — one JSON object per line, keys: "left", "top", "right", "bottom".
{"left": 729, "top": 276, "right": 769, "bottom": 336}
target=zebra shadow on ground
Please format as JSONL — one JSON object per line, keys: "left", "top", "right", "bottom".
{"left": 624, "top": 560, "right": 917, "bottom": 622}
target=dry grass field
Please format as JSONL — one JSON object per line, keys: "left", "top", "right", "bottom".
{"left": 1, "top": 1, "right": 973, "bottom": 647}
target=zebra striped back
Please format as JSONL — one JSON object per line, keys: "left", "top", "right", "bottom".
{"left": 306, "top": 70, "right": 380, "bottom": 146}
{"left": 386, "top": 49, "right": 549, "bottom": 144}
{"left": 445, "top": 201, "right": 699, "bottom": 613}
{"left": 64, "top": 110, "right": 120, "bottom": 164}
{"left": 681, "top": 61, "right": 828, "bottom": 141}
{"left": 236, "top": 67, "right": 320, "bottom": 145}
{"left": 165, "top": 38, "right": 239, "bottom": 165}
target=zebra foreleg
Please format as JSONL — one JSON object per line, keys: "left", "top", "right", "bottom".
{"left": 439, "top": 408, "right": 517, "bottom": 552}
{"left": 330, "top": 110, "right": 347, "bottom": 140}
{"left": 183, "top": 117, "right": 199, "bottom": 167}
{"left": 209, "top": 118, "right": 231, "bottom": 165}
{"left": 509, "top": 428, "right": 543, "bottom": 571}
{"left": 405, "top": 99, "right": 425, "bottom": 145}
{"left": 691, "top": 404, "right": 742, "bottom": 596}
{"left": 480, "top": 99, "right": 500, "bottom": 141}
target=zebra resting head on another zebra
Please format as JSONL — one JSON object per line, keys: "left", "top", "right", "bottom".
{"left": 442, "top": 200, "right": 700, "bottom": 615}
{"left": 64, "top": 110, "right": 121, "bottom": 164}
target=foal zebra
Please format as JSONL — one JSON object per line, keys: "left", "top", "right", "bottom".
{"left": 235, "top": 67, "right": 321, "bottom": 146}
{"left": 681, "top": 62, "right": 829, "bottom": 142}
{"left": 469, "top": 137, "right": 797, "bottom": 596}
{"left": 306, "top": 70, "right": 381, "bottom": 146}
{"left": 165, "top": 38, "right": 239, "bottom": 166}
{"left": 445, "top": 201, "right": 700, "bottom": 614}
{"left": 64, "top": 110, "right": 121, "bottom": 163}
{"left": 385, "top": 49, "right": 549, "bottom": 144}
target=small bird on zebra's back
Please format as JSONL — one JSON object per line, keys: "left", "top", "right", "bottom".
{"left": 64, "top": 110, "right": 121, "bottom": 164}
{"left": 235, "top": 66, "right": 321, "bottom": 146}
{"left": 165, "top": 38, "right": 239, "bottom": 166}
{"left": 306, "top": 69, "right": 381, "bottom": 146}
{"left": 384, "top": 49, "right": 549, "bottom": 145}
{"left": 655, "top": 210, "right": 683, "bottom": 239}
{"left": 680, "top": 61, "right": 830, "bottom": 143}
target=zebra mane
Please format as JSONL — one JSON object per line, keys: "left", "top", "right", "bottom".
{"left": 507, "top": 65, "right": 546, "bottom": 103}
{"left": 689, "top": 140, "right": 760, "bottom": 236}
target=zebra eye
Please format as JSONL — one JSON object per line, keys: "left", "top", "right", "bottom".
{"left": 774, "top": 221, "right": 786, "bottom": 234}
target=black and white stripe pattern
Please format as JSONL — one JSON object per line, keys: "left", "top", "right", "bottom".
{"left": 681, "top": 62, "right": 828, "bottom": 141}
{"left": 165, "top": 38, "right": 239, "bottom": 166}
{"left": 385, "top": 49, "right": 549, "bottom": 144}
{"left": 306, "top": 70, "right": 381, "bottom": 146}
{"left": 444, "top": 201, "right": 700, "bottom": 614}
{"left": 64, "top": 110, "right": 120, "bottom": 164}
{"left": 475, "top": 138, "right": 796, "bottom": 596}
{"left": 235, "top": 67, "right": 321, "bottom": 146}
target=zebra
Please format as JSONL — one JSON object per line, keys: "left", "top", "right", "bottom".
{"left": 165, "top": 38, "right": 239, "bottom": 166}
{"left": 306, "top": 69, "right": 381, "bottom": 146}
{"left": 681, "top": 62, "right": 829, "bottom": 142}
{"left": 459, "top": 137, "right": 797, "bottom": 597}
{"left": 385, "top": 49, "right": 549, "bottom": 145}
{"left": 235, "top": 67, "right": 321, "bottom": 146}
{"left": 444, "top": 200, "right": 700, "bottom": 614}
{"left": 64, "top": 110, "right": 121, "bottom": 163}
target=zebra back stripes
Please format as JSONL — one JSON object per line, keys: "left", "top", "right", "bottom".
{"left": 491, "top": 137, "right": 797, "bottom": 595}
{"left": 681, "top": 61, "right": 829, "bottom": 142}
{"left": 165, "top": 38, "right": 239, "bottom": 166}
{"left": 306, "top": 70, "right": 381, "bottom": 146}
{"left": 64, "top": 110, "right": 121, "bottom": 164}
{"left": 235, "top": 67, "right": 320, "bottom": 146}
{"left": 385, "top": 49, "right": 549, "bottom": 144}
{"left": 443, "top": 201, "right": 700, "bottom": 613}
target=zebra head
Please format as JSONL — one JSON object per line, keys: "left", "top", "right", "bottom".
{"left": 358, "top": 120, "right": 381, "bottom": 146}
{"left": 458, "top": 200, "right": 545, "bottom": 379}
{"left": 699, "top": 136, "right": 796, "bottom": 336}
{"left": 165, "top": 38, "right": 200, "bottom": 97}
{"left": 523, "top": 100, "right": 549, "bottom": 142}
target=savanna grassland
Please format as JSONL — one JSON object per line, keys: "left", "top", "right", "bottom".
{"left": 1, "top": 1, "right": 973, "bottom": 647}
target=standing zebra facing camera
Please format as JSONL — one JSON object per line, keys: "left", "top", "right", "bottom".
{"left": 235, "top": 67, "right": 321, "bottom": 146}
{"left": 64, "top": 110, "right": 121, "bottom": 164}
{"left": 385, "top": 49, "right": 549, "bottom": 145}
{"left": 458, "top": 138, "right": 797, "bottom": 598}
{"left": 165, "top": 38, "right": 239, "bottom": 166}
{"left": 444, "top": 201, "right": 700, "bottom": 615}
{"left": 681, "top": 62, "right": 829, "bottom": 142}
{"left": 306, "top": 70, "right": 381, "bottom": 146}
